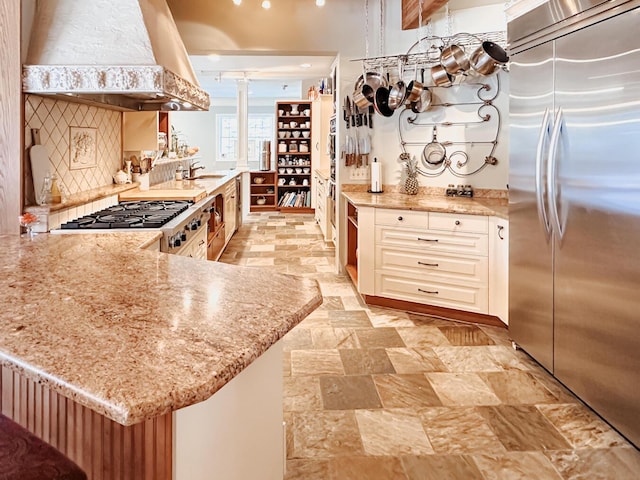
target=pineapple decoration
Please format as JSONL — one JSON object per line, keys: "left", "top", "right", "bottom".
{"left": 401, "top": 153, "right": 420, "bottom": 195}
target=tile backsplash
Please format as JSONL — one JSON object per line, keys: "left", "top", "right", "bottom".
{"left": 25, "top": 95, "right": 122, "bottom": 200}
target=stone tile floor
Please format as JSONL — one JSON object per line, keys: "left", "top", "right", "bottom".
{"left": 219, "top": 213, "right": 640, "bottom": 480}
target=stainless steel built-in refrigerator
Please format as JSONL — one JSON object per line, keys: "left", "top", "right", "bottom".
{"left": 508, "top": 0, "right": 640, "bottom": 447}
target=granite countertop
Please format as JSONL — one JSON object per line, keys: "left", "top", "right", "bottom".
{"left": 342, "top": 191, "right": 508, "bottom": 220}
{"left": 0, "top": 232, "right": 322, "bottom": 426}
{"left": 123, "top": 170, "right": 241, "bottom": 199}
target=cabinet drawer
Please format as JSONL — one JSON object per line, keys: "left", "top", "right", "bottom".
{"left": 376, "top": 226, "right": 488, "bottom": 256}
{"left": 375, "top": 209, "right": 428, "bottom": 230}
{"left": 375, "top": 273, "right": 488, "bottom": 313}
{"left": 429, "top": 212, "right": 488, "bottom": 234}
{"left": 376, "top": 246, "right": 488, "bottom": 285}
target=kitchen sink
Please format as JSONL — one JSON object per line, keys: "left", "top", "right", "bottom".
{"left": 188, "top": 174, "right": 227, "bottom": 180}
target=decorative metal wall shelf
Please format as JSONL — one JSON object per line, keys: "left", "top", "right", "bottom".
{"left": 351, "top": 30, "right": 507, "bottom": 179}
{"left": 397, "top": 74, "right": 503, "bottom": 178}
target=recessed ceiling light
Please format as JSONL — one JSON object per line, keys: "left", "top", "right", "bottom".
{"left": 316, "top": 0, "right": 326, "bottom": 6}
{"left": 262, "top": 0, "right": 271, "bottom": 8}
{"left": 300, "top": 63, "right": 312, "bottom": 69}
{"left": 232, "top": 0, "right": 241, "bottom": 5}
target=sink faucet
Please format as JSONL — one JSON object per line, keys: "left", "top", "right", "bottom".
{"left": 189, "top": 161, "right": 205, "bottom": 179}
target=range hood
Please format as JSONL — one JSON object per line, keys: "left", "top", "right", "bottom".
{"left": 22, "top": 0, "right": 210, "bottom": 111}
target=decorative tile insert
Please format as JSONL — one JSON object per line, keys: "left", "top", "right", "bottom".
{"left": 25, "top": 95, "right": 121, "bottom": 197}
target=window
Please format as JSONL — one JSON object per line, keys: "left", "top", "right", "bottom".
{"left": 216, "top": 114, "right": 274, "bottom": 166}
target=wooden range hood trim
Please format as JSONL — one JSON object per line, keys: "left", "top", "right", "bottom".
{"left": 402, "top": 0, "right": 450, "bottom": 30}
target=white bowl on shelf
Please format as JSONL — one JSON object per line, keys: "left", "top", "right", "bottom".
{"left": 303, "top": 167, "right": 310, "bottom": 174}
{"left": 279, "top": 168, "right": 285, "bottom": 174}
{"left": 302, "top": 131, "right": 310, "bottom": 138}
{"left": 278, "top": 131, "right": 285, "bottom": 138}
{"left": 286, "top": 168, "right": 294, "bottom": 174}
{"left": 295, "top": 168, "right": 302, "bottom": 174}
{"left": 292, "top": 131, "right": 301, "bottom": 138}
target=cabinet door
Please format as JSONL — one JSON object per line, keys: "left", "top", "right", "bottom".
{"left": 488, "top": 217, "right": 509, "bottom": 325}
{"left": 311, "top": 95, "right": 332, "bottom": 171}
{"left": 224, "top": 183, "right": 237, "bottom": 241}
{"left": 123, "top": 112, "right": 160, "bottom": 151}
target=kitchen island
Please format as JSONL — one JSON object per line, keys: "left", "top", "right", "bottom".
{"left": 0, "top": 232, "right": 322, "bottom": 479}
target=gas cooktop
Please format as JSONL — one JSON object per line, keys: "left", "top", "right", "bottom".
{"left": 60, "top": 200, "right": 192, "bottom": 229}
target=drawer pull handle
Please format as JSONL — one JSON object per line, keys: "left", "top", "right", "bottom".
{"left": 417, "top": 237, "right": 438, "bottom": 242}
{"left": 418, "top": 288, "right": 439, "bottom": 295}
{"left": 497, "top": 225, "right": 505, "bottom": 240}
{"left": 455, "top": 220, "right": 461, "bottom": 226}
{"left": 418, "top": 261, "right": 439, "bottom": 267}
{"left": 199, "top": 240, "right": 206, "bottom": 246}
{"left": 398, "top": 216, "right": 403, "bottom": 221}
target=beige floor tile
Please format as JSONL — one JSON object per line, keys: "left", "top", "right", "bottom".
{"left": 477, "top": 405, "right": 572, "bottom": 451}
{"left": 310, "top": 327, "right": 360, "bottom": 349}
{"left": 488, "top": 345, "right": 540, "bottom": 371}
{"left": 319, "top": 375, "right": 382, "bottom": 410}
{"left": 284, "top": 376, "right": 323, "bottom": 412}
{"left": 244, "top": 257, "right": 275, "bottom": 266}
{"left": 328, "top": 456, "right": 408, "bottom": 480}
{"left": 419, "top": 407, "right": 507, "bottom": 454}
{"left": 385, "top": 347, "right": 448, "bottom": 374}
{"left": 290, "top": 411, "right": 364, "bottom": 458}
{"left": 426, "top": 372, "right": 502, "bottom": 406}
{"left": 373, "top": 374, "right": 442, "bottom": 409}
{"left": 545, "top": 447, "right": 640, "bottom": 480}
{"left": 220, "top": 213, "right": 638, "bottom": 478}
{"left": 396, "top": 326, "right": 451, "bottom": 348}
{"left": 401, "top": 455, "right": 484, "bottom": 480}
{"left": 328, "top": 310, "right": 373, "bottom": 328}
{"left": 355, "top": 409, "right": 434, "bottom": 456}
{"left": 537, "top": 404, "right": 630, "bottom": 449}
{"left": 482, "top": 370, "right": 559, "bottom": 405}
{"left": 471, "top": 452, "right": 563, "bottom": 480}
{"left": 438, "top": 325, "right": 496, "bottom": 346}
{"left": 283, "top": 326, "right": 313, "bottom": 351}
{"left": 290, "top": 349, "right": 345, "bottom": 376}
{"left": 339, "top": 349, "right": 396, "bottom": 375}
{"left": 356, "top": 327, "right": 406, "bottom": 348}
{"left": 433, "top": 346, "right": 504, "bottom": 372}
{"left": 366, "top": 307, "right": 416, "bottom": 328}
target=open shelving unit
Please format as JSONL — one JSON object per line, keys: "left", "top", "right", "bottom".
{"left": 276, "top": 101, "right": 314, "bottom": 213}
{"left": 249, "top": 171, "right": 277, "bottom": 212}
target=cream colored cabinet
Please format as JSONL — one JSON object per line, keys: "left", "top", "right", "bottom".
{"left": 123, "top": 111, "right": 170, "bottom": 151}
{"left": 314, "top": 172, "right": 333, "bottom": 243}
{"left": 371, "top": 208, "right": 490, "bottom": 314}
{"left": 311, "top": 94, "right": 333, "bottom": 171}
{"left": 224, "top": 181, "right": 237, "bottom": 243}
{"left": 489, "top": 217, "right": 509, "bottom": 324}
{"left": 180, "top": 227, "right": 208, "bottom": 260}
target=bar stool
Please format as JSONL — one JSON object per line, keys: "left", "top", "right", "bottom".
{"left": 0, "top": 414, "right": 87, "bottom": 480}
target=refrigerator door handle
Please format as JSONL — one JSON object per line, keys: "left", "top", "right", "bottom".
{"left": 535, "top": 108, "right": 553, "bottom": 240}
{"left": 547, "top": 108, "right": 566, "bottom": 241}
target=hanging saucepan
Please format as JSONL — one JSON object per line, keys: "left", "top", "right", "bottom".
{"left": 388, "top": 59, "right": 407, "bottom": 111}
{"left": 440, "top": 44, "right": 470, "bottom": 75}
{"left": 405, "top": 65, "right": 424, "bottom": 104}
{"left": 410, "top": 69, "right": 432, "bottom": 114}
{"left": 422, "top": 126, "right": 446, "bottom": 165}
{"left": 374, "top": 84, "right": 395, "bottom": 117}
{"left": 470, "top": 41, "right": 509, "bottom": 76}
{"left": 353, "top": 70, "right": 387, "bottom": 108}
{"left": 431, "top": 63, "right": 454, "bottom": 87}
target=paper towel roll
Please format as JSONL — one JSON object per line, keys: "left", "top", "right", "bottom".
{"left": 370, "top": 158, "right": 383, "bottom": 193}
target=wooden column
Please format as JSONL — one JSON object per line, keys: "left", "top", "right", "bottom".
{"left": 0, "top": 0, "right": 22, "bottom": 234}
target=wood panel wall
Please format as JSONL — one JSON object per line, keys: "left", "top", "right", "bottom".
{"left": 0, "top": 0, "right": 22, "bottom": 234}
{"left": 402, "top": 0, "right": 450, "bottom": 30}
{"left": 0, "top": 367, "right": 173, "bottom": 480}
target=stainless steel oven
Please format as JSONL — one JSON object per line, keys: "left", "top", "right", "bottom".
{"left": 54, "top": 196, "right": 215, "bottom": 259}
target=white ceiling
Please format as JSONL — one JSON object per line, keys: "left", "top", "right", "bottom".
{"left": 190, "top": 54, "right": 336, "bottom": 98}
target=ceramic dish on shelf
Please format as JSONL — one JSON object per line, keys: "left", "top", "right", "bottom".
{"left": 303, "top": 167, "right": 310, "bottom": 174}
